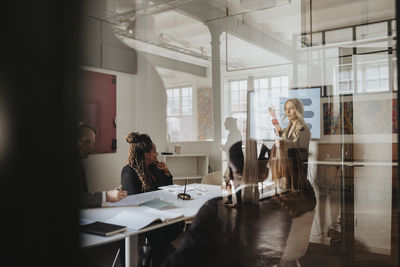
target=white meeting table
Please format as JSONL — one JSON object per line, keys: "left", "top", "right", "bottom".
{"left": 80, "top": 184, "right": 225, "bottom": 267}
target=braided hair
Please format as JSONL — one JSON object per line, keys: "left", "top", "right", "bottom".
{"left": 126, "top": 132, "right": 154, "bottom": 192}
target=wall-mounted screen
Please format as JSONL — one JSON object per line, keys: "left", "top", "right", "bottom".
{"left": 249, "top": 87, "right": 321, "bottom": 140}
{"left": 279, "top": 87, "right": 321, "bottom": 139}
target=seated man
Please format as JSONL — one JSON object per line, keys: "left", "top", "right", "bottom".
{"left": 78, "top": 123, "right": 127, "bottom": 267}
{"left": 161, "top": 141, "right": 316, "bottom": 267}
{"left": 78, "top": 123, "right": 127, "bottom": 208}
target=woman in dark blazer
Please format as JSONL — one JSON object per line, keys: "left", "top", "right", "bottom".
{"left": 121, "top": 132, "right": 183, "bottom": 267}
{"left": 121, "top": 132, "right": 173, "bottom": 195}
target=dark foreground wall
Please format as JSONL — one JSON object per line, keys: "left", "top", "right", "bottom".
{"left": 0, "top": 1, "right": 81, "bottom": 266}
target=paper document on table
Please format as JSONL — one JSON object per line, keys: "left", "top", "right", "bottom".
{"left": 80, "top": 218, "right": 96, "bottom": 226}
{"left": 158, "top": 184, "right": 195, "bottom": 193}
{"left": 139, "top": 198, "right": 175, "bottom": 210}
{"left": 143, "top": 208, "right": 184, "bottom": 222}
{"left": 108, "top": 191, "right": 163, "bottom": 207}
{"left": 107, "top": 195, "right": 142, "bottom": 207}
{"left": 106, "top": 208, "right": 183, "bottom": 230}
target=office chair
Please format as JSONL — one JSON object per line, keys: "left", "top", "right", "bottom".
{"left": 201, "top": 171, "right": 223, "bottom": 186}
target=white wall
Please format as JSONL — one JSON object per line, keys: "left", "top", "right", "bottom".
{"left": 82, "top": 53, "right": 168, "bottom": 191}
{"left": 83, "top": 54, "right": 226, "bottom": 193}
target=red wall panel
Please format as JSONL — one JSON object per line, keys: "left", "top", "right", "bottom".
{"left": 79, "top": 70, "right": 117, "bottom": 153}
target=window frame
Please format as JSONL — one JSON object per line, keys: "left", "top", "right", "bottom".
{"left": 166, "top": 85, "right": 197, "bottom": 142}
{"left": 225, "top": 75, "right": 290, "bottom": 140}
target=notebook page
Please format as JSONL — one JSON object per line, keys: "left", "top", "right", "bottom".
{"left": 143, "top": 208, "right": 184, "bottom": 222}
{"left": 106, "top": 210, "right": 162, "bottom": 230}
{"left": 108, "top": 191, "right": 163, "bottom": 207}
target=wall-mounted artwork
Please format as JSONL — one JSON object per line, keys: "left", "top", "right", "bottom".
{"left": 323, "top": 102, "right": 353, "bottom": 135}
{"left": 323, "top": 103, "right": 340, "bottom": 135}
{"left": 342, "top": 101, "right": 353, "bottom": 134}
{"left": 323, "top": 98, "right": 396, "bottom": 136}
{"left": 197, "top": 88, "right": 213, "bottom": 140}
{"left": 280, "top": 87, "right": 321, "bottom": 139}
{"left": 354, "top": 99, "right": 392, "bottom": 134}
{"left": 393, "top": 98, "right": 398, "bottom": 134}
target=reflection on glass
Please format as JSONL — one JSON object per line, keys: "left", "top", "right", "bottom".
{"left": 105, "top": 0, "right": 398, "bottom": 264}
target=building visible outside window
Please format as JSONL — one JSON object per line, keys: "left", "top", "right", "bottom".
{"left": 363, "top": 63, "right": 389, "bottom": 92}
{"left": 337, "top": 66, "right": 353, "bottom": 94}
{"left": 336, "top": 59, "right": 391, "bottom": 95}
{"left": 229, "top": 80, "right": 248, "bottom": 136}
{"left": 167, "top": 86, "right": 194, "bottom": 142}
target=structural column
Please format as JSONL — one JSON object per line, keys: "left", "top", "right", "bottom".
{"left": 206, "top": 22, "right": 224, "bottom": 170}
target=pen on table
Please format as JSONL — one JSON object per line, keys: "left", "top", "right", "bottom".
{"left": 183, "top": 179, "right": 187, "bottom": 194}
{"left": 114, "top": 185, "right": 122, "bottom": 191}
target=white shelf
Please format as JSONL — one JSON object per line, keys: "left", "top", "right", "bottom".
{"left": 162, "top": 154, "right": 209, "bottom": 184}
{"left": 163, "top": 153, "right": 208, "bottom": 157}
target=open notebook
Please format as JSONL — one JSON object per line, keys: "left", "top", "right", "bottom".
{"left": 106, "top": 208, "right": 184, "bottom": 231}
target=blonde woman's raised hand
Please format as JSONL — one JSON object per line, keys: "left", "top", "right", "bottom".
{"left": 269, "top": 106, "right": 281, "bottom": 133}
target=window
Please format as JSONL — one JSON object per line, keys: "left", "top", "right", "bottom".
{"left": 229, "top": 80, "right": 248, "bottom": 136}
{"left": 253, "top": 76, "right": 290, "bottom": 140}
{"left": 363, "top": 62, "right": 389, "bottom": 92}
{"left": 337, "top": 66, "right": 354, "bottom": 94}
{"left": 167, "top": 86, "right": 194, "bottom": 142}
{"left": 226, "top": 75, "right": 290, "bottom": 140}
{"left": 335, "top": 59, "right": 391, "bottom": 95}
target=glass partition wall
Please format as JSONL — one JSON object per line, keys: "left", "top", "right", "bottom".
{"left": 106, "top": 0, "right": 398, "bottom": 265}
{"left": 221, "top": 1, "right": 398, "bottom": 265}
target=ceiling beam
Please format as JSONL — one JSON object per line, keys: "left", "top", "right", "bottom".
{"left": 140, "top": 51, "right": 207, "bottom": 77}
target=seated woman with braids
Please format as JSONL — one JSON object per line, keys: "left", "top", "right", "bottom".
{"left": 121, "top": 132, "right": 173, "bottom": 195}
{"left": 121, "top": 132, "right": 184, "bottom": 267}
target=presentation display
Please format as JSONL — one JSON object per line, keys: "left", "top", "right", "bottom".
{"left": 279, "top": 87, "right": 321, "bottom": 139}
{"left": 249, "top": 87, "right": 321, "bottom": 140}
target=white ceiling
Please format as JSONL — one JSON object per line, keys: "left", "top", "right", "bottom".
{"left": 105, "top": 0, "right": 395, "bottom": 78}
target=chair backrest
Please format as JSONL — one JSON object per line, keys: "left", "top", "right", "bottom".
{"left": 280, "top": 209, "right": 316, "bottom": 263}
{"left": 201, "top": 171, "right": 223, "bottom": 186}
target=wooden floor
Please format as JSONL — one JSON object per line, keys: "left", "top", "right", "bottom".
{"left": 300, "top": 242, "right": 394, "bottom": 267}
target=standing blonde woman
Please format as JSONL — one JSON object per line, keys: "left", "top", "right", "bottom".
{"left": 269, "top": 98, "right": 311, "bottom": 189}
{"left": 270, "top": 98, "right": 311, "bottom": 153}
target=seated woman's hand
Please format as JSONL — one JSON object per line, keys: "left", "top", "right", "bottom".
{"left": 106, "top": 189, "right": 127, "bottom": 202}
{"left": 156, "top": 161, "right": 171, "bottom": 176}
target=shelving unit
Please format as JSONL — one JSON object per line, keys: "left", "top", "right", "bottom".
{"left": 162, "top": 154, "right": 209, "bottom": 184}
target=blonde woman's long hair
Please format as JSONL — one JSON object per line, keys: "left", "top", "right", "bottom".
{"left": 283, "top": 98, "right": 305, "bottom": 122}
